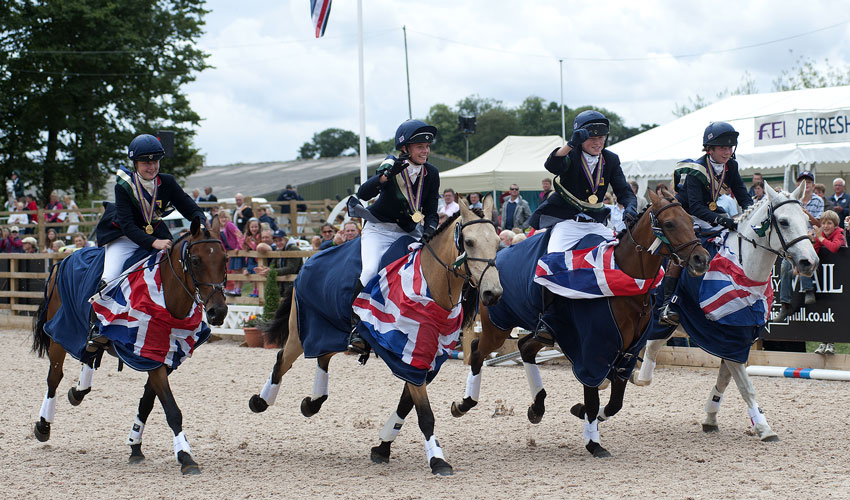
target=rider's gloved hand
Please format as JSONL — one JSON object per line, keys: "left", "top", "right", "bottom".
{"left": 388, "top": 153, "right": 410, "bottom": 177}
{"left": 567, "top": 128, "right": 590, "bottom": 149}
{"left": 623, "top": 206, "right": 639, "bottom": 225}
{"left": 420, "top": 225, "right": 437, "bottom": 243}
{"left": 714, "top": 215, "right": 737, "bottom": 231}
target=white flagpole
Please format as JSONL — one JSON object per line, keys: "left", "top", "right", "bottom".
{"left": 357, "top": 0, "right": 367, "bottom": 186}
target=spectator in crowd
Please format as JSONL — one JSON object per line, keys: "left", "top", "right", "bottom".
{"left": 242, "top": 218, "right": 263, "bottom": 297}
{"left": 257, "top": 204, "right": 279, "bottom": 231}
{"left": 62, "top": 194, "right": 82, "bottom": 235}
{"left": 310, "top": 235, "right": 322, "bottom": 250}
{"left": 9, "top": 170, "right": 24, "bottom": 200}
{"left": 747, "top": 172, "right": 763, "bottom": 197}
{"left": 776, "top": 171, "right": 824, "bottom": 321}
{"left": 500, "top": 184, "right": 531, "bottom": 231}
{"left": 191, "top": 188, "right": 201, "bottom": 203}
{"left": 72, "top": 232, "right": 90, "bottom": 249}
{"left": 277, "top": 184, "right": 306, "bottom": 218}
{"left": 752, "top": 181, "right": 765, "bottom": 201}
{"left": 202, "top": 186, "right": 218, "bottom": 203}
{"left": 630, "top": 180, "right": 648, "bottom": 211}
{"left": 814, "top": 184, "right": 833, "bottom": 211}
{"left": 498, "top": 229, "right": 516, "bottom": 250}
{"left": 438, "top": 188, "right": 460, "bottom": 217}
{"left": 320, "top": 221, "right": 359, "bottom": 250}
{"left": 809, "top": 210, "right": 846, "bottom": 355}
{"left": 716, "top": 185, "right": 739, "bottom": 217}
{"left": 8, "top": 201, "right": 29, "bottom": 228}
{"left": 540, "top": 178, "right": 553, "bottom": 202}
{"left": 467, "top": 192, "right": 483, "bottom": 209}
{"left": 45, "top": 191, "right": 65, "bottom": 224}
{"left": 512, "top": 232, "right": 527, "bottom": 245}
{"left": 21, "top": 236, "right": 38, "bottom": 253}
{"left": 830, "top": 177, "right": 849, "bottom": 228}
{"left": 218, "top": 209, "right": 244, "bottom": 296}
{"left": 233, "top": 193, "right": 253, "bottom": 232}
{"left": 276, "top": 229, "right": 304, "bottom": 297}
{"left": 319, "top": 223, "right": 336, "bottom": 242}
{"left": 1, "top": 226, "right": 23, "bottom": 253}
{"left": 43, "top": 227, "right": 59, "bottom": 253}
{"left": 273, "top": 229, "right": 287, "bottom": 249}
{"left": 438, "top": 212, "right": 449, "bottom": 227}
{"left": 51, "top": 240, "right": 63, "bottom": 252}
{"left": 604, "top": 193, "right": 625, "bottom": 232}
{"left": 24, "top": 194, "right": 38, "bottom": 234}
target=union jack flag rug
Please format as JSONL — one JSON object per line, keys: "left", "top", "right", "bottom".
{"left": 354, "top": 247, "right": 462, "bottom": 386}
{"left": 92, "top": 251, "right": 210, "bottom": 371}
{"left": 534, "top": 239, "right": 665, "bottom": 299}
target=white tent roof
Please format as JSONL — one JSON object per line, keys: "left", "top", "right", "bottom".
{"left": 608, "top": 85, "right": 850, "bottom": 180}
{"left": 440, "top": 135, "right": 563, "bottom": 192}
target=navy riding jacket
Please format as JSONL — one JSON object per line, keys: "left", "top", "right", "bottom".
{"left": 675, "top": 155, "right": 753, "bottom": 224}
{"left": 357, "top": 156, "right": 440, "bottom": 234}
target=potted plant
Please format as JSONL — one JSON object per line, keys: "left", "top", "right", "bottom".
{"left": 242, "top": 313, "right": 264, "bottom": 348}
{"left": 261, "top": 265, "right": 281, "bottom": 348}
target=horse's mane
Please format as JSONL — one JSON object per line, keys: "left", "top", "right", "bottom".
{"left": 734, "top": 194, "right": 771, "bottom": 224}
{"left": 433, "top": 211, "right": 462, "bottom": 237}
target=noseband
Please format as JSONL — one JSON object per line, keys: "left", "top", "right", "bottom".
{"left": 167, "top": 237, "right": 228, "bottom": 307}
{"left": 629, "top": 201, "right": 702, "bottom": 266}
{"left": 422, "top": 218, "right": 499, "bottom": 292}
{"left": 737, "top": 198, "right": 810, "bottom": 262}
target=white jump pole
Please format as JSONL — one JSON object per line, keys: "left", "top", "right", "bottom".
{"left": 746, "top": 366, "right": 850, "bottom": 381}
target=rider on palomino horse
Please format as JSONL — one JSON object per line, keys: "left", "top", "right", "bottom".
{"left": 528, "top": 110, "right": 638, "bottom": 345}
{"left": 347, "top": 119, "right": 441, "bottom": 355}
{"left": 656, "top": 122, "right": 753, "bottom": 327}
{"left": 88, "top": 134, "right": 207, "bottom": 351}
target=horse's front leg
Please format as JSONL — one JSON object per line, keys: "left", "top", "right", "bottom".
{"left": 371, "top": 384, "right": 414, "bottom": 464}
{"left": 148, "top": 366, "right": 200, "bottom": 475}
{"left": 726, "top": 360, "right": 779, "bottom": 442}
{"left": 67, "top": 361, "right": 95, "bottom": 406}
{"left": 702, "top": 358, "right": 733, "bottom": 433}
{"left": 300, "top": 354, "right": 334, "bottom": 417}
{"left": 408, "top": 382, "right": 452, "bottom": 476}
{"left": 249, "top": 301, "right": 304, "bottom": 413}
{"left": 126, "top": 380, "right": 157, "bottom": 464}
{"left": 451, "top": 307, "right": 509, "bottom": 418}
{"left": 518, "top": 333, "right": 548, "bottom": 424}
{"left": 34, "top": 341, "right": 67, "bottom": 442}
{"left": 576, "top": 385, "right": 609, "bottom": 458}
{"left": 632, "top": 336, "right": 671, "bottom": 386}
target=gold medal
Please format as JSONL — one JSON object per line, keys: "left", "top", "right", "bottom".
{"left": 411, "top": 211, "right": 424, "bottom": 223}
{"left": 709, "top": 202, "right": 717, "bottom": 211}
{"left": 588, "top": 194, "right": 598, "bottom": 204}
{"left": 145, "top": 224, "right": 154, "bottom": 234}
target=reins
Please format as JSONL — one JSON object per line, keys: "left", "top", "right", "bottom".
{"left": 166, "top": 237, "right": 228, "bottom": 308}
{"left": 735, "top": 198, "right": 810, "bottom": 264}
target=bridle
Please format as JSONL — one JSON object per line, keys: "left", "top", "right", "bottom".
{"left": 625, "top": 200, "right": 702, "bottom": 267}
{"left": 166, "top": 237, "right": 228, "bottom": 307}
{"left": 736, "top": 197, "right": 810, "bottom": 263}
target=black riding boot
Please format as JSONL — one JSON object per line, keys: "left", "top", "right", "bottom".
{"left": 86, "top": 280, "right": 110, "bottom": 352}
{"left": 530, "top": 287, "right": 556, "bottom": 347}
{"left": 657, "top": 276, "right": 681, "bottom": 327}
{"left": 347, "top": 281, "right": 370, "bottom": 356}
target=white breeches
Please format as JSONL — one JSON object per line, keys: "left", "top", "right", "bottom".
{"left": 359, "top": 222, "right": 417, "bottom": 286}
{"left": 103, "top": 236, "right": 140, "bottom": 283}
{"left": 546, "top": 219, "right": 615, "bottom": 254}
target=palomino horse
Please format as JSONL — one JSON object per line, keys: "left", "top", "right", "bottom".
{"left": 634, "top": 182, "right": 818, "bottom": 442}
{"left": 248, "top": 198, "right": 502, "bottom": 475}
{"left": 451, "top": 188, "right": 711, "bottom": 457}
{"left": 31, "top": 217, "right": 228, "bottom": 474}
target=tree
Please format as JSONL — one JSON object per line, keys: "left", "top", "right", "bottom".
{"left": 298, "top": 128, "right": 359, "bottom": 159}
{"left": 516, "top": 96, "right": 562, "bottom": 136}
{"left": 672, "top": 71, "right": 758, "bottom": 117}
{"left": 0, "top": 0, "right": 209, "bottom": 204}
{"left": 773, "top": 54, "right": 850, "bottom": 91}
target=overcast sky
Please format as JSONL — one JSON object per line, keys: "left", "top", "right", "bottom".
{"left": 187, "top": 1, "right": 850, "bottom": 166}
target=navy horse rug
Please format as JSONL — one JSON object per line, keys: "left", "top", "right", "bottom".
{"left": 488, "top": 232, "right": 651, "bottom": 387}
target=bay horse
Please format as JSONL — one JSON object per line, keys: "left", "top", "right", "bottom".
{"left": 634, "top": 182, "right": 818, "bottom": 442}
{"left": 31, "top": 216, "right": 228, "bottom": 474}
{"left": 450, "top": 188, "right": 711, "bottom": 457}
{"left": 248, "top": 197, "right": 502, "bottom": 475}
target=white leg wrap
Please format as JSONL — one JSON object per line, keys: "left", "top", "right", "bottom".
{"left": 173, "top": 431, "right": 193, "bottom": 461}
{"left": 77, "top": 363, "right": 94, "bottom": 391}
{"left": 464, "top": 369, "right": 481, "bottom": 402}
{"left": 523, "top": 362, "right": 544, "bottom": 398}
{"left": 378, "top": 411, "right": 405, "bottom": 442}
{"left": 312, "top": 366, "right": 329, "bottom": 400}
{"left": 127, "top": 417, "right": 145, "bottom": 445}
{"left": 260, "top": 374, "right": 281, "bottom": 406}
{"left": 39, "top": 393, "right": 56, "bottom": 423}
{"left": 705, "top": 386, "right": 724, "bottom": 414}
{"left": 748, "top": 406, "right": 767, "bottom": 427}
{"left": 637, "top": 357, "right": 656, "bottom": 383}
{"left": 424, "top": 435, "right": 445, "bottom": 462}
{"left": 583, "top": 417, "right": 600, "bottom": 445}
{"left": 597, "top": 407, "right": 609, "bottom": 422}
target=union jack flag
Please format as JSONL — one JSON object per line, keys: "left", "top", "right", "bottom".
{"left": 699, "top": 239, "right": 773, "bottom": 326}
{"left": 92, "top": 251, "right": 209, "bottom": 370}
{"left": 534, "top": 240, "right": 665, "bottom": 299}
{"left": 310, "top": 0, "right": 333, "bottom": 38}
{"left": 353, "top": 247, "right": 461, "bottom": 372}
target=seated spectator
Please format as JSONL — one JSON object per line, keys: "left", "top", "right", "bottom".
{"left": 1, "top": 226, "right": 23, "bottom": 253}
{"left": 438, "top": 189, "right": 460, "bottom": 217}
{"left": 498, "top": 229, "right": 516, "bottom": 250}
{"left": 512, "top": 233, "right": 527, "bottom": 245}
{"left": 467, "top": 192, "right": 483, "bottom": 209}
{"left": 752, "top": 181, "right": 765, "bottom": 201}
{"left": 810, "top": 210, "right": 846, "bottom": 355}
{"left": 257, "top": 204, "right": 279, "bottom": 231}
{"left": 21, "top": 236, "right": 38, "bottom": 253}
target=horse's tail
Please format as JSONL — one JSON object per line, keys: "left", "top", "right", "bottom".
{"left": 260, "top": 286, "right": 293, "bottom": 347}
{"left": 32, "top": 262, "right": 60, "bottom": 358}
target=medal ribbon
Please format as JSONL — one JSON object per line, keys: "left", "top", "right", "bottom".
{"left": 707, "top": 158, "right": 726, "bottom": 205}
{"left": 399, "top": 166, "right": 424, "bottom": 216}
{"left": 580, "top": 154, "right": 604, "bottom": 195}
{"left": 132, "top": 173, "right": 158, "bottom": 230}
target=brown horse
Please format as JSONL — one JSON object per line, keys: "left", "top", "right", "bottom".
{"left": 451, "top": 188, "right": 711, "bottom": 457}
{"left": 31, "top": 216, "right": 228, "bottom": 474}
{"left": 248, "top": 197, "right": 502, "bottom": 475}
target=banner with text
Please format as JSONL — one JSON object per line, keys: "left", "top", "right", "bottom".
{"left": 753, "top": 109, "right": 850, "bottom": 147}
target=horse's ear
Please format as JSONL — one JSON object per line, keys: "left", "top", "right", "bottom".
{"left": 458, "top": 196, "right": 473, "bottom": 221}
{"left": 790, "top": 181, "right": 805, "bottom": 200}
{"left": 459, "top": 197, "right": 470, "bottom": 210}
{"left": 764, "top": 182, "right": 777, "bottom": 199}
{"left": 647, "top": 188, "right": 660, "bottom": 206}
{"left": 211, "top": 214, "right": 221, "bottom": 233}
{"left": 190, "top": 216, "right": 201, "bottom": 236}
{"left": 481, "top": 193, "right": 494, "bottom": 215}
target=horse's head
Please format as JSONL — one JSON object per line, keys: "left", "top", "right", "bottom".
{"left": 181, "top": 215, "right": 229, "bottom": 325}
{"left": 646, "top": 187, "right": 710, "bottom": 276}
{"left": 761, "top": 182, "right": 819, "bottom": 277}
{"left": 458, "top": 195, "right": 502, "bottom": 306}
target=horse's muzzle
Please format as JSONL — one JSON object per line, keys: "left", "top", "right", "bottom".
{"left": 206, "top": 304, "right": 228, "bottom": 326}
{"left": 794, "top": 256, "right": 818, "bottom": 278}
{"left": 686, "top": 248, "right": 711, "bottom": 277}
{"left": 480, "top": 289, "right": 501, "bottom": 306}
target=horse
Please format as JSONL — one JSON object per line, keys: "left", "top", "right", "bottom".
{"left": 31, "top": 216, "right": 229, "bottom": 475}
{"left": 633, "top": 182, "right": 819, "bottom": 442}
{"left": 450, "top": 188, "right": 711, "bottom": 458}
{"left": 248, "top": 197, "right": 502, "bottom": 475}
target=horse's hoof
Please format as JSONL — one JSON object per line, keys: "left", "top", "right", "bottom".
{"left": 370, "top": 442, "right": 391, "bottom": 464}
{"left": 429, "top": 457, "right": 454, "bottom": 476}
{"left": 527, "top": 405, "right": 543, "bottom": 424}
{"left": 300, "top": 397, "right": 315, "bottom": 417}
{"left": 450, "top": 401, "right": 466, "bottom": 418}
{"left": 128, "top": 444, "right": 145, "bottom": 464}
{"left": 33, "top": 418, "right": 50, "bottom": 442}
{"left": 67, "top": 387, "right": 90, "bottom": 406}
{"left": 759, "top": 432, "right": 780, "bottom": 442}
{"left": 249, "top": 394, "right": 269, "bottom": 413}
{"left": 178, "top": 451, "right": 201, "bottom": 475}
{"left": 570, "top": 403, "right": 586, "bottom": 420}
{"left": 587, "top": 442, "right": 611, "bottom": 458}
{"left": 702, "top": 423, "right": 719, "bottom": 433}
{"left": 629, "top": 372, "right": 651, "bottom": 386}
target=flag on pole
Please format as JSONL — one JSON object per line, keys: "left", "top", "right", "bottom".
{"left": 310, "top": 0, "right": 333, "bottom": 38}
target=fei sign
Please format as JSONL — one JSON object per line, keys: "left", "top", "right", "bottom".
{"left": 753, "top": 109, "right": 850, "bottom": 147}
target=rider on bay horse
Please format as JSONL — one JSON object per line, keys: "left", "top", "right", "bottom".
{"left": 346, "top": 119, "right": 441, "bottom": 355}
{"left": 656, "top": 122, "right": 753, "bottom": 326}
{"left": 527, "top": 109, "right": 638, "bottom": 345}
{"left": 88, "top": 134, "right": 207, "bottom": 350}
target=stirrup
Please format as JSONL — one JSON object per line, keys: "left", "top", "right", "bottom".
{"left": 531, "top": 320, "right": 555, "bottom": 347}
{"left": 347, "top": 325, "right": 370, "bottom": 356}
{"left": 86, "top": 325, "right": 109, "bottom": 353}
{"left": 658, "top": 303, "right": 680, "bottom": 327}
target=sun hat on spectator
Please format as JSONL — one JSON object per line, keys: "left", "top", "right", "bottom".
{"left": 22, "top": 237, "right": 37, "bottom": 246}
{"left": 9, "top": 226, "right": 19, "bottom": 233}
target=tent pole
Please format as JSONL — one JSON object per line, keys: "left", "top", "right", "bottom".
{"left": 356, "top": 0, "right": 367, "bottom": 186}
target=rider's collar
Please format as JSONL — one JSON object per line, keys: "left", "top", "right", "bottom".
{"left": 406, "top": 162, "right": 422, "bottom": 179}
{"left": 582, "top": 151, "right": 600, "bottom": 169}
{"left": 707, "top": 157, "right": 725, "bottom": 175}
